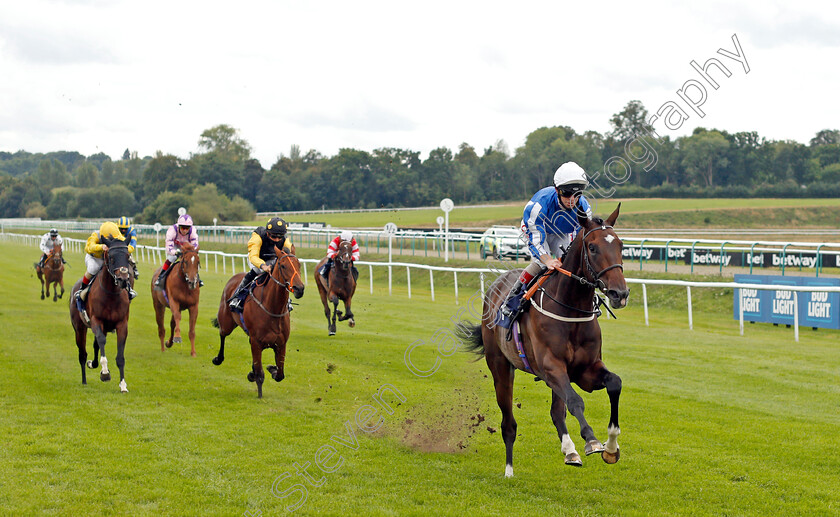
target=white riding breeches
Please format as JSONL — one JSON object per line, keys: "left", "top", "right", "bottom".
{"left": 527, "top": 233, "right": 572, "bottom": 264}
{"left": 85, "top": 254, "right": 104, "bottom": 276}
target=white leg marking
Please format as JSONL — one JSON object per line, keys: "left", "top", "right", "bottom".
{"left": 504, "top": 464, "right": 514, "bottom": 478}
{"left": 561, "top": 434, "right": 577, "bottom": 456}
{"left": 605, "top": 424, "right": 620, "bottom": 453}
{"left": 119, "top": 379, "right": 128, "bottom": 393}
{"left": 100, "top": 356, "right": 109, "bottom": 375}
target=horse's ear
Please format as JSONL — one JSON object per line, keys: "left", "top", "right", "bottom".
{"left": 576, "top": 207, "right": 592, "bottom": 230}
{"left": 290, "top": 243, "right": 296, "bottom": 254}
{"left": 606, "top": 203, "right": 621, "bottom": 227}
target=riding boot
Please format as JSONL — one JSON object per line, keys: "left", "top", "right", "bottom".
{"left": 38, "top": 254, "right": 46, "bottom": 268}
{"left": 288, "top": 299, "right": 294, "bottom": 313}
{"left": 319, "top": 258, "right": 333, "bottom": 284}
{"left": 498, "top": 279, "right": 525, "bottom": 329}
{"left": 198, "top": 275, "right": 205, "bottom": 288}
{"left": 228, "top": 270, "right": 258, "bottom": 312}
{"left": 154, "top": 261, "right": 172, "bottom": 288}
{"left": 127, "top": 286, "right": 137, "bottom": 300}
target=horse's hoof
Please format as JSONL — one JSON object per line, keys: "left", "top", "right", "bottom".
{"left": 86, "top": 360, "right": 95, "bottom": 369}
{"left": 247, "top": 371, "right": 255, "bottom": 382}
{"left": 119, "top": 380, "right": 128, "bottom": 393}
{"left": 173, "top": 337, "right": 182, "bottom": 345}
{"left": 40, "top": 294, "right": 45, "bottom": 300}
{"left": 602, "top": 448, "right": 620, "bottom": 464}
{"left": 165, "top": 340, "right": 173, "bottom": 348}
{"left": 585, "top": 439, "right": 605, "bottom": 456}
{"left": 328, "top": 330, "right": 336, "bottom": 336}
{"left": 564, "top": 452, "right": 582, "bottom": 466}
{"left": 212, "top": 356, "right": 224, "bottom": 366}
{"left": 348, "top": 319, "right": 355, "bottom": 328}
{"left": 190, "top": 351, "right": 196, "bottom": 358}
{"left": 100, "top": 372, "right": 111, "bottom": 382}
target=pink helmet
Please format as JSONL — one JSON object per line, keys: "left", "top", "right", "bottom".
{"left": 177, "top": 214, "right": 194, "bottom": 227}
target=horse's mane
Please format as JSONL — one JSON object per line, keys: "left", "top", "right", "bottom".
{"left": 180, "top": 242, "right": 196, "bottom": 253}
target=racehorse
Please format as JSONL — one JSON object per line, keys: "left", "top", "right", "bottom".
{"left": 315, "top": 240, "right": 357, "bottom": 336}
{"left": 69, "top": 239, "right": 133, "bottom": 392}
{"left": 151, "top": 242, "right": 201, "bottom": 357}
{"left": 460, "top": 204, "right": 628, "bottom": 477}
{"left": 36, "top": 244, "right": 65, "bottom": 301}
{"left": 211, "top": 246, "right": 305, "bottom": 398}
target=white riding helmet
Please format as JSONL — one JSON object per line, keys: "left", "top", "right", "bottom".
{"left": 340, "top": 230, "right": 353, "bottom": 241}
{"left": 553, "top": 162, "right": 589, "bottom": 193}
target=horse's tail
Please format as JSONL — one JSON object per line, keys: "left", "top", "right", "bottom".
{"left": 457, "top": 322, "right": 485, "bottom": 357}
{"left": 210, "top": 317, "right": 219, "bottom": 328}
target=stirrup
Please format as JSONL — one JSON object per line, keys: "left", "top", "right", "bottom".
{"left": 229, "top": 298, "right": 244, "bottom": 313}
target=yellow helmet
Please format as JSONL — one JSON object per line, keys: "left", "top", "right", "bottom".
{"left": 117, "top": 216, "right": 130, "bottom": 229}
{"left": 99, "top": 221, "right": 125, "bottom": 241}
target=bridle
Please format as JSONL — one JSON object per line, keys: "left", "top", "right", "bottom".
{"left": 103, "top": 245, "right": 130, "bottom": 288}
{"left": 178, "top": 248, "right": 200, "bottom": 288}
{"left": 581, "top": 225, "right": 623, "bottom": 291}
{"left": 248, "top": 250, "right": 301, "bottom": 318}
{"left": 335, "top": 242, "right": 353, "bottom": 270}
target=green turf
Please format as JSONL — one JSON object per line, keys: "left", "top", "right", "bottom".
{"left": 246, "top": 198, "right": 840, "bottom": 229}
{"left": 1, "top": 240, "right": 839, "bottom": 516}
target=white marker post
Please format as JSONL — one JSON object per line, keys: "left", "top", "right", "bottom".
{"left": 153, "top": 222, "right": 163, "bottom": 249}
{"left": 440, "top": 198, "right": 454, "bottom": 262}
{"left": 384, "top": 222, "right": 398, "bottom": 295}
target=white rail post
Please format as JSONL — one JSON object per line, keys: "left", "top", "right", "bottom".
{"left": 214, "top": 253, "right": 218, "bottom": 273}
{"left": 430, "top": 270, "right": 435, "bottom": 302}
{"left": 223, "top": 255, "right": 226, "bottom": 275}
{"left": 480, "top": 272, "right": 485, "bottom": 298}
{"left": 642, "top": 283, "right": 649, "bottom": 327}
{"left": 302, "top": 262, "right": 307, "bottom": 280}
{"left": 454, "top": 271, "right": 459, "bottom": 305}
{"left": 687, "top": 286, "right": 693, "bottom": 330}
{"left": 739, "top": 288, "right": 744, "bottom": 336}
{"left": 793, "top": 291, "right": 799, "bottom": 343}
{"left": 407, "top": 266, "right": 411, "bottom": 299}
{"left": 369, "top": 264, "right": 373, "bottom": 294}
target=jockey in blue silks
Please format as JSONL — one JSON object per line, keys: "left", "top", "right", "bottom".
{"left": 497, "top": 161, "right": 593, "bottom": 329}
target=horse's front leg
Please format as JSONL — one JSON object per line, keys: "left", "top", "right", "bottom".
{"left": 187, "top": 304, "right": 198, "bottom": 357}
{"left": 115, "top": 320, "right": 129, "bottom": 393}
{"left": 267, "top": 342, "right": 286, "bottom": 382}
{"left": 542, "top": 359, "right": 599, "bottom": 462}
{"left": 328, "top": 294, "right": 339, "bottom": 336}
{"left": 167, "top": 299, "right": 182, "bottom": 348}
{"left": 579, "top": 361, "right": 622, "bottom": 464}
{"left": 247, "top": 338, "right": 265, "bottom": 398}
{"left": 550, "top": 391, "right": 581, "bottom": 466}
{"left": 338, "top": 296, "right": 355, "bottom": 327}
{"left": 39, "top": 273, "right": 45, "bottom": 300}
{"left": 58, "top": 278, "right": 65, "bottom": 299}
{"left": 52, "top": 281, "right": 59, "bottom": 302}
{"left": 89, "top": 321, "right": 110, "bottom": 382}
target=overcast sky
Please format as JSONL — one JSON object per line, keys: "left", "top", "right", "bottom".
{"left": 1, "top": 0, "right": 838, "bottom": 167}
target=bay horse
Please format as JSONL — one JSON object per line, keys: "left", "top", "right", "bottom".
{"left": 151, "top": 242, "right": 201, "bottom": 356}
{"left": 36, "top": 244, "right": 65, "bottom": 301}
{"left": 211, "top": 246, "right": 305, "bottom": 398}
{"left": 461, "top": 205, "right": 628, "bottom": 477}
{"left": 315, "top": 241, "right": 357, "bottom": 336}
{"left": 69, "top": 239, "right": 133, "bottom": 392}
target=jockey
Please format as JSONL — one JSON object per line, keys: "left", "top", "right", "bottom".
{"left": 154, "top": 213, "right": 203, "bottom": 288}
{"left": 116, "top": 216, "right": 140, "bottom": 279}
{"left": 228, "top": 217, "right": 293, "bottom": 313}
{"left": 497, "top": 161, "right": 593, "bottom": 329}
{"left": 319, "top": 230, "right": 360, "bottom": 281}
{"left": 74, "top": 221, "right": 137, "bottom": 303}
{"left": 38, "top": 228, "right": 66, "bottom": 268}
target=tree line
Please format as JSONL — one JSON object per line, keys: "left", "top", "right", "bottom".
{"left": 1, "top": 101, "right": 839, "bottom": 223}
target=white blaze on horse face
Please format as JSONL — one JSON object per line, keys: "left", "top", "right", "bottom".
{"left": 604, "top": 234, "right": 615, "bottom": 244}
{"left": 605, "top": 424, "right": 620, "bottom": 453}
{"left": 560, "top": 434, "right": 577, "bottom": 456}
{"left": 504, "top": 464, "right": 514, "bottom": 478}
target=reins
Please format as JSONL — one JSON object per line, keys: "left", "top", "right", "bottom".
{"left": 247, "top": 251, "right": 300, "bottom": 318}
{"left": 526, "top": 224, "right": 623, "bottom": 319}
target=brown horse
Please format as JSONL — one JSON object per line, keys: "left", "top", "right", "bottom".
{"left": 151, "top": 242, "right": 201, "bottom": 356}
{"left": 315, "top": 241, "right": 357, "bottom": 335}
{"left": 211, "top": 247, "right": 305, "bottom": 398}
{"left": 461, "top": 205, "right": 628, "bottom": 477}
{"left": 69, "top": 239, "right": 133, "bottom": 392}
{"left": 36, "top": 244, "right": 65, "bottom": 301}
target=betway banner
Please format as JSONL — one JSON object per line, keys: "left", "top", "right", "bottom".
{"left": 732, "top": 274, "right": 840, "bottom": 330}
{"left": 622, "top": 246, "right": 840, "bottom": 270}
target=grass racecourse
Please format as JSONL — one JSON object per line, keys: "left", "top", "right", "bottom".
{"left": 1, "top": 239, "right": 839, "bottom": 516}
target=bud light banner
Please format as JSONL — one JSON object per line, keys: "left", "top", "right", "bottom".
{"left": 733, "top": 274, "right": 840, "bottom": 330}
